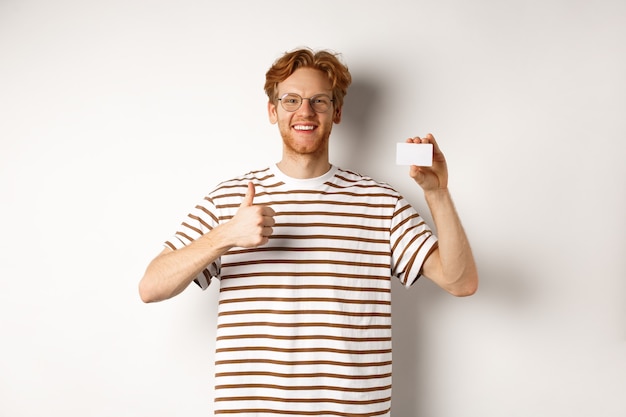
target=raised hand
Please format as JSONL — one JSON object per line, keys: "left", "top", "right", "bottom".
{"left": 229, "top": 182, "right": 276, "bottom": 248}
{"left": 407, "top": 133, "right": 448, "bottom": 192}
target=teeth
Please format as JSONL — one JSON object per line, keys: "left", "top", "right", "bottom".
{"left": 294, "top": 125, "right": 314, "bottom": 131}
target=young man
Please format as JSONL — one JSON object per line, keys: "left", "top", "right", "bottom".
{"left": 139, "top": 48, "right": 478, "bottom": 416}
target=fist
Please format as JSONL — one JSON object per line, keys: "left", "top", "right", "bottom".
{"left": 231, "top": 182, "right": 275, "bottom": 248}
{"left": 407, "top": 133, "right": 448, "bottom": 191}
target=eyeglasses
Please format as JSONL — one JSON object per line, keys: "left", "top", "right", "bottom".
{"left": 277, "top": 93, "right": 334, "bottom": 113}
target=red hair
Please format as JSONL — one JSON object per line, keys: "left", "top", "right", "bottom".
{"left": 264, "top": 47, "right": 352, "bottom": 110}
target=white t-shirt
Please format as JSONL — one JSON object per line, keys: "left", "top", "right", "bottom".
{"left": 166, "top": 165, "right": 438, "bottom": 417}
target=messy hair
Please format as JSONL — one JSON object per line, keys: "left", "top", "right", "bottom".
{"left": 264, "top": 47, "right": 352, "bottom": 110}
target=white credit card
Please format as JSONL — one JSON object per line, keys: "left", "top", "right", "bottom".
{"left": 396, "top": 143, "right": 433, "bottom": 166}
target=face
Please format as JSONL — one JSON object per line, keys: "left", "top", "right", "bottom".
{"left": 268, "top": 67, "right": 342, "bottom": 159}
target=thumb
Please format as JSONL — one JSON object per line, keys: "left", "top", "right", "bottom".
{"left": 240, "top": 181, "right": 255, "bottom": 207}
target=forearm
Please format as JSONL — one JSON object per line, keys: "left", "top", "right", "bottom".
{"left": 424, "top": 188, "right": 478, "bottom": 296}
{"left": 138, "top": 225, "right": 233, "bottom": 303}
{"left": 139, "top": 185, "right": 276, "bottom": 303}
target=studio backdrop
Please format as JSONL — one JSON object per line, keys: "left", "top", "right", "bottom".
{"left": 1, "top": 1, "right": 625, "bottom": 416}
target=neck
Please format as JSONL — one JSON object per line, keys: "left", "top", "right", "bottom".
{"left": 277, "top": 152, "right": 331, "bottom": 179}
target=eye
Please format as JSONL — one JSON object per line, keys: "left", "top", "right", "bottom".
{"left": 311, "top": 95, "right": 330, "bottom": 105}
{"left": 282, "top": 94, "right": 301, "bottom": 105}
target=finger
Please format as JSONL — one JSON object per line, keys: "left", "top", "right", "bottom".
{"left": 262, "top": 206, "right": 276, "bottom": 217}
{"left": 240, "top": 182, "right": 255, "bottom": 207}
{"left": 409, "top": 165, "right": 425, "bottom": 181}
{"left": 425, "top": 134, "right": 446, "bottom": 162}
{"left": 262, "top": 215, "right": 276, "bottom": 227}
{"left": 423, "top": 133, "right": 440, "bottom": 150}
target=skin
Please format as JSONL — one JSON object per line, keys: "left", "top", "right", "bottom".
{"left": 269, "top": 67, "right": 341, "bottom": 179}
{"left": 138, "top": 67, "right": 477, "bottom": 303}
{"left": 407, "top": 133, "right": 478, "bottom": 296}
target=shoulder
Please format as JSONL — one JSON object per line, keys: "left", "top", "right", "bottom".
{"left": 333, "top": 167, "right": 400, "bottom": 196}
{"left": 211, "top": 167, "right": 273, "bottom": 193}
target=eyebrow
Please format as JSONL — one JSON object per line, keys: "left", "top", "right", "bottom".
{"left": 279, "top": 92, "right": 332, "bottom": 97}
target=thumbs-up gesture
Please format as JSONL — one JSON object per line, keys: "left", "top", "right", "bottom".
{"left": 228, "top": 182, "right": 276, "bottom": 248}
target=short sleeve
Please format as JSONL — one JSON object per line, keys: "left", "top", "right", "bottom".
{"left": 389, "top": 197, "right": 438, "bottom": 288}
{"left": 164, "top": 194, "right": 221, "bottom": 290}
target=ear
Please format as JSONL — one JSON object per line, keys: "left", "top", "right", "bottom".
{"left": 333, "top": 106, "right": 342, "bottom": 124}
{"left": 268, "top": 101, "right": 278, "bottom": 124}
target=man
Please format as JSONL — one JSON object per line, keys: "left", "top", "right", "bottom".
{"left": 139, "top": 47, "right": 478, "bottom": 416}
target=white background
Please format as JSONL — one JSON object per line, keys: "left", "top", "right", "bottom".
{"left": 1, "top": 0, "right": 625, "bottom": 416}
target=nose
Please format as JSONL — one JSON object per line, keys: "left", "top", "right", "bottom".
{"left": 297, "top": 98, "right": 316, "bottom": 115}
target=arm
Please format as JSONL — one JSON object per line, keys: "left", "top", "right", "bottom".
{"left": 408, "top": 134, "right": 478, "bottom": 296}
{"left": 138, "top": 182, "right": 275, "bottom": 303}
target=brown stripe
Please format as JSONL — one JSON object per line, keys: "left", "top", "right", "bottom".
{"left": 214, "top": 370, "right": 391, "bottom": 380}
{"left": 213, "top": 188, "right": 399, "bottom": 200}
{"left": 276, "top": 222, "right": 388, "bottom": 232}
{"left": 220, "top": 272, "right": 390, "bottom": 281}
{"left": 219, "top": 211, "right": 392, "bottom": 222}
{"left": 173, "top": 231, "right": 193, "bottom": 243}
{"left": 220, "top": 284, "right": 390, "bottom": 293}
{"left": 188, "top": 214, "right": 212, "bottom": 230}
{"left": 215, "top": 407, "right": 390, "bottom": 416}
{"left": 215, "top": 395, "right": 391, "bottom": 406}
{"left": 392, "top": 201, "right": 411, "bottom": 217}
{"left": 395, "top": 230, "right": 430, "bottom": 282}
{"left": 216, "top": 334, "right": 391, "bottom": 343}
{"left": 215, "top": 383, "right": 392, "bottom": 393}
{"left": 228, "top": 246, "right": 390, "bottom": 257}
{"left": 217, "top": 322, "right": 391, "bottom": 331}
{"left": 274, "top": 211, "right": 392, "bottom": 220}
{"left": 216, "top": 199, "right": 396, "bottom": 210}
{"left": 215, "top": 358, "right": 392, "bottom": 368}
{"left": 218, "top": 309, "right": 390, "bottom": 318}
{"left": 215, "top": 346, "right": 392, "bottom": 355}
{"left": 391, "top": 227, "right": 428, "bottom": 254}
{"left": 222, "top": 259, "right": 389, "bottom": 269}
{"left": 195, "top": 202, "right": 219, "bottom": 223}
{"left": 390, "top": 212, "right": 424, "bottom": 235}
{"left": 269, "top": 234, "right": 387, "bottom": 244}
{"left": 218, "top": 297, "right": 390, "bottom": 306}
{"left": 275, "top": 211, "right": 392, "bottom": 220}
{"left": 180, "top": 221, "right": 202, "bottom": 236}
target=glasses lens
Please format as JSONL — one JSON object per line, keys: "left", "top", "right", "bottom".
{"left": 280, "top": 94, "right": 302, "bottom": 111}
{"left": 310, "top": 95, "right": 332, "bottom": 113}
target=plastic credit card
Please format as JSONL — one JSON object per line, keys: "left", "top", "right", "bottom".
{"left": 396, "top": 143, "right": 433, "bottom": 166}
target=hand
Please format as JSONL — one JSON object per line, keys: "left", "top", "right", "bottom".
{"left": 407, "top": 133, "right": 448, "bottom": 192}
{"left": 228, "top": 182, "right": 275, "bottom": 248}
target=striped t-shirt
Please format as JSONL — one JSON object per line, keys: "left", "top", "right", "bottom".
{"left": 166, "top": 165, "right": 438, "bottom": 417}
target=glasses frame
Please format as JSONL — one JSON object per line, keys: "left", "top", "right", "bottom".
{"left": 277, "top": 93, "right": 334, "bottom": 113}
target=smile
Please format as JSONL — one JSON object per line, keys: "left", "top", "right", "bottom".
{"left": 293, "top": 125, "right": 315, "bottom": 131}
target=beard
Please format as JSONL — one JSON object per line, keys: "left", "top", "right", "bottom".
{"left": 281, "top": 130, "right": 329, "bottom": 157}
{"left": 277, "top": 121, "right": 332, "bottom": 159}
